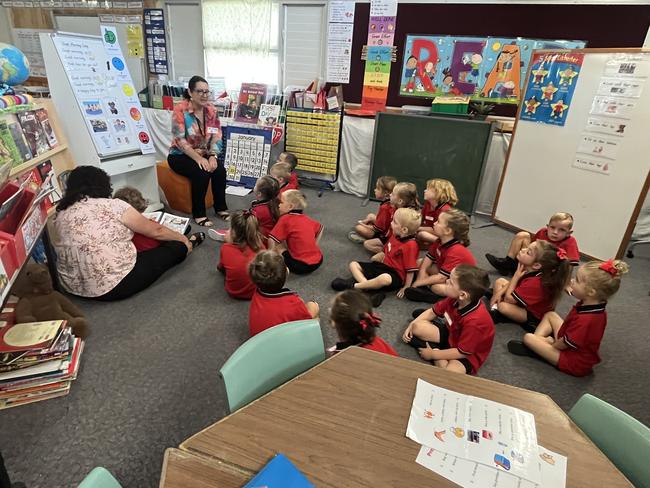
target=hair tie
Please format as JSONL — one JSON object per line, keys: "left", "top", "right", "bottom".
{"left": 243, "top": 209, "right": 253, "bottom": 218}
{"left": 599, "top": 259, "right": 617, "bottom": 276}
{"left": 360, "top": 312, "right": 382, "bottom": 330}
{"left": 556, "top": 248, "right": 568, "bottom": 261}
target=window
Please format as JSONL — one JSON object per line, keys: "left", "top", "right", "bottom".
{"left": 202, "top": 0, "right": 280, "bottom": 92}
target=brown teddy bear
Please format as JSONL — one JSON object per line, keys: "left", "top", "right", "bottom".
{"left": 13, "top": 263, "right": 89, "bottom": 338}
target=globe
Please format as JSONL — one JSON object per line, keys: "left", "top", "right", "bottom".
{"left": 0, "top": 43, "right": 30, "bottom": 86}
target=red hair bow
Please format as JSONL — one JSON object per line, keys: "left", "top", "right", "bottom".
{"left": 556, "top": 248, "right": 568, "bottom": 260}
{"left": 599, "top": 259, "right": 617, "bottom": 276}
{"left": 360, "top": 312, "right": 382, "bottom": 330}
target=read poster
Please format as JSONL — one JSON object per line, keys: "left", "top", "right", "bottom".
{"left": 520, "top": 52, "right": 584, "bottom": 127}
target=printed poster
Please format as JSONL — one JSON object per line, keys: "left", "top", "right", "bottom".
{"left": 520, "top": 52, "right": 584, "bottom": 127}
{"left": 406, "top": 380, "right": 541, "bottom": 484}
{"left": 235, "top": 83, "right": 267, "bottom": 124}
{"left": 144, "top": 8, "right": 168, "bottom": 74}
{"left": 603, "top": 53, "right": 650, "bottom": 79}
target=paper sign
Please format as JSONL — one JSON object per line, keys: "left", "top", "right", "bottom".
{"left": 572, "top": 157, "right": 611, "bottom": 175}
{"left": 576, "top": 134, "right": 620, "bottom": 160}
{"left": 597, "top": 78, "right": 644, "bottom": 98}
{"left": 585, "top": 117, "right": 628, "bottom": 138}
{"left": 590, "top": 96, "right": 636, "bottom": 120}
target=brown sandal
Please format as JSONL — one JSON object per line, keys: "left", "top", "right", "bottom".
{"left": 195, "top": 217, "right": 213, "bottom": 227}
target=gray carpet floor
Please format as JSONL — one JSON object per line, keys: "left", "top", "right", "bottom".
{"left": 0, "top": 187, "right": 648, "bottom": 487}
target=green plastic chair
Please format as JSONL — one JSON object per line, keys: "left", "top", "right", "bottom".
{"left": 78, "top": 467, "right": 122, "bottom": 488}
{"left": 220, "top": 319, "right": 326, "bottom": 413}
{"left": 569, "top": 394, "right": 650, "bottom": 488}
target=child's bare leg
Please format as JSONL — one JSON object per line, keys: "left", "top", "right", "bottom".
{"left": 490, "top": 277, "right": 510, "bottom": 306}
{"left": 523, "top": 333, "right": 561, "bottom": 365}
{"left": 497, "top": 302, "right": 528, "bottom": 323}
{"left": 506, "top": 232, "right": 532, "bottom": 258}
{"left": 434, "top": 358, "right": 449, "bottom": 368}
{"left": 363, "top": 238, "right": 383, "bottom": 254}
{"left": 349, "top": 261, "right": 367, "bottom": 283}
{"left": 442, "top": 360, "right": 467, "bottom": 374}
{"left": 430, "top": 283, "right": 447, "bottom": 296}
{"left": 305, "top": 301, "right": 320, "bottom": 318}
{"left": 355, "top": 223, "right": 375, "bottom": 239}
{"left": 354, "top": 273, "right": 392, "bottom": 291}
{"left": 371, "top": 252, "right": 384, "bottom": 262}
{"left": 362, "top": 212, "right": 376, "bottom": 223}
{"left": 534, "top": 311, "right": 563, "bottom": 338}
{"left": 410, "top": 320, "right": 441, "bottom": 342}
{"left": 274, "top": 243, "right": 287, "bottom": 254}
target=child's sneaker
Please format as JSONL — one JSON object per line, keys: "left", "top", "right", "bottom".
{"left": 208, "top": 228, "right": 228, "bottom": 241}
{"left": 347, "top": 231, "right": 365, "bottom": 244}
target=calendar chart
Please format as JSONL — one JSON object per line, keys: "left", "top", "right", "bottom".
{"left": 224, "top": 125, "right": 273, "bottom": 187}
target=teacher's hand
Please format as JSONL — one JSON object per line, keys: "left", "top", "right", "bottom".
{"left": 196, "top": 157, "right": 211, "bottom": 171}
{"left": 207, "top": 155, "right": 218, "bottom": 172}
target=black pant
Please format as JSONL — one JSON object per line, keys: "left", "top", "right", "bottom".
{"left": 167, "top": 153, "right": 227, "bottom": 218}
{"left": 96, "top": 241, "right": 187, "bottom": 301}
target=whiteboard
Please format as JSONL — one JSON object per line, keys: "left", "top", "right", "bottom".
{"left": 494, "top": 49, "right": 650, "bottom": 260}
{"left": 50, "top": 31, "right": 150, "bottom": 158}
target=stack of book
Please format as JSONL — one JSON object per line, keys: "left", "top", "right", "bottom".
{"left": 0, "top": 107, "right": 59, "bottom": 169}
{"left": 0, "top": 308, "right": 83, "bottom": 410}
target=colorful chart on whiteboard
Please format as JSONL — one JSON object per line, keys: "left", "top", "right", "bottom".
{"left": 224, "top": 126, "right": 272, "bottom": 184}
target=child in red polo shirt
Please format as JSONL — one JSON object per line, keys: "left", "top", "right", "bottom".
{"left": 402, "top": 265, "right": 494, "bottom": 375}
{"left": 217, "top": 210, "right": 264, "bottom": 300}
{"left": 327, "top": 290, "right": 398, "bottom": 357}
{"left": 248, "top": 250, "right": 319, "bottom": 336}
{"left": 113, "top": 186, "right": 161, "bottom": 252}
{"left": 270, "top": 162, "right": 298, "bottom": 194}
{"left": 508, "top": 259, "right": 628, "bottom": 376}
{"left": 250, "top": 175, "right": 280, "bottom": 237}
{"left": 490, "top": 240, "right": 572, "bottom": 332}
{"left": 405, "top": 208, "right": 475, "bottom": 304}
{"left": 348, "top": 176, "right": 397, "bottom": 244}
{"left": 269, "top": 189, "right": 323, "bottom": 274}
{"left": 486, "top": 212, "right": 580, "bottom": 275}
{"left": 277, "top": 151, "right": 300, "bottom": 189}
{"left": 331, "top": 208, "right": 420, "bottom": 307}
{"left": 416, "top": 178, "right": 458, "bottom": 248}
{"left": 363, "top": 182, "right": 420, "bottom": 256}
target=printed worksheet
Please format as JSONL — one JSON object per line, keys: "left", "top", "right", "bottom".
{"left": 406, "top": 379, "right": 541, "bottom": 484}
{"left": 416, "top": 444, "right": 567, "bottom": 488}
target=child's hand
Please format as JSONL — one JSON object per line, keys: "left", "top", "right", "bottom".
{"left": 418, "top": 344, "right": 438, "bottom": 361}
{"left": 402, "top": 323, "right": 414, "bottom": 343}
{"left": 396, "top": 287, "right": 406, "bottom": 299}
{"left": 514, "top": 262, "right": 526, "bottom": 278}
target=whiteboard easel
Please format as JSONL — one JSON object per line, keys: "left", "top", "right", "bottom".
{"left": 493, "top": 48, "right": 650, "bottom": 260}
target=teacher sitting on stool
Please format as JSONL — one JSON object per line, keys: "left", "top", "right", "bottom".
{"left": 167, "top": 75, "right": 228, "bottom": 226}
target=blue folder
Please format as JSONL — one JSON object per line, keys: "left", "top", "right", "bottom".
{"left": 244, "top": 453, "right": 314, "bottom": 488}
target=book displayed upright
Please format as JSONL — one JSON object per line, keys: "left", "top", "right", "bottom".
{"left": 17, "top": 111, "right": 50, "bottom": 157}
{"left": 235, "top": 83, "right": 268, "bottom": 124}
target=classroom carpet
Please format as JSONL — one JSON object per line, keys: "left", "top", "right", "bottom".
{"left": 0, "top": 187, "right": 648, "bottom": 487}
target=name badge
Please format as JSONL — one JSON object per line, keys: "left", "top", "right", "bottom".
{"left": 207, "top": 126, "right": 219, "bottom": 134}
{"left": 444, "top": 312, "right": 452, "bottom": 326}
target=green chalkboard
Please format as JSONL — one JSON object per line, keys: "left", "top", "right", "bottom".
{"left": 368, "top": 113, "right": 493, "bottom": 214}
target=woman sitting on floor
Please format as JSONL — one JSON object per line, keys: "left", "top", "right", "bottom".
{"left": 53, "top": 166, "right": 203, "bottom": 301}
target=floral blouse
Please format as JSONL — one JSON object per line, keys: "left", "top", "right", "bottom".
{"left": 169, "top": 99, "right": 223, "bottom": 157}
{"left": 54, "top": 198, "right": 136, "bottom": 297}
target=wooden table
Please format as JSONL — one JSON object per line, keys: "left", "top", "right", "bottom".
{"left": 179, "top": 347, "right": 632, "bottom": 487}
{"left": 159, "top": 449, "right": 250, "bottom": 488}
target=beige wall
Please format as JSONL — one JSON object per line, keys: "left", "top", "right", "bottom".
{"left": 0, "top": 7, "right": 13, "bottom": 44}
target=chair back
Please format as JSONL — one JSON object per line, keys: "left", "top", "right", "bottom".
{"left": 569, "top": 393, "right": 650, "bottom": 488}
{"left": 220, "top": 319, "right": 325, "bottom": 412}
{"left": 78, "top": 467, "right": 122, "bottom": 488}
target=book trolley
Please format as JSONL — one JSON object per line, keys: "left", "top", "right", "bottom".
{"left": 284, "top": 109, "right": 343, "bottom": 192}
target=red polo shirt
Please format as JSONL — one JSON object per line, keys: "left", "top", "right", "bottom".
{"left": 279, "top": 180, "right": 299, "bottom": 195}
{"left": 288, "top": 171, "right": 299, "bottom": 189}
{"left": 433, "top": 297, "right": 495, "bottom": 374}
{"left": 249, "top": 288, "right": 312, "bottom": 336}
{"left": 533, "top": 228, "right": 580, "bottom": 265}
{"left": 218, "top": 243, "right": 257, "bottom": 300}
{"left": 362, "top": 337, "right": 399, "bottom": 356}
{"left": 511, "top": 271, "right": 553, "bottom": 320}
{"left": 557, "top": 302, "right": 607, "bottom": 377}
{"left": 382, "top": 235, "right": 419, "bottom": 282}
{"left": 372, "top": 199, "right": 394, "bottom": 237}
{"left": 250, "top": 199, "right": 276, "bottom": 237}
{"left": 132, "top": 233, "right": 160, "bottom": 252}
{"left": 426, "top": 239, "right": 476, "bottom": 277}
{"left": 269, "top": 210, "right": 323, "bottom": 265}
{"left": 421, "top": 201, "right": 452, "bottom": 227}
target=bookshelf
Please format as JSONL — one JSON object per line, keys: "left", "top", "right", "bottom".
{"left": 9, "top": 144, "right": 69, "bottom": 177}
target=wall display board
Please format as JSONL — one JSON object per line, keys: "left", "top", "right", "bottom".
{"left": 143, "top": 9, "right": 168, "bottom": 75}
{"left": 368, "top": 113, "right": 493, "bottom": 214}
{"left": 224, "top": 125, "right": 272, "bottom": 188}
{"left": 399, "top": 36, "right": 585, "bottom": 104}
{"left": 285, "top": 109, "right": 342, "bottom": 181}
{"left": 49, "top": 30, "right": 153, "bottom": 158}
{"left": 493, "top": 49, "right": 650, "bottom": 260}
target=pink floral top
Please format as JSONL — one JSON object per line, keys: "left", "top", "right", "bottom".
{"left": 169, "top": 100, "right": 223, "bottom": 156}
{"left": 54, "top": 198, "right": 136, "bottom": 297}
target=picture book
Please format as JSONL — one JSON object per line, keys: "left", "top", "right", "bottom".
{"left": 244, "top": 454, "right": 314, "bottom": 488}
{"left": 36, "top": 160, "right": 63, "bottom": 204}
{"left": 258, "top": 104, "right": 281, "bottom": 126}
{"left": 0, "top": 320, "right": 65, "bottom": 354}
{"left": 235, "top": 83, "right": 268, "bottom": 124}
{"left": 0, "top": 121, "right": 21, "bottom": 169}
{"left": 34, "top": 108, "right": 58, "bottom": 149}
{"left": 17, "top": 111, "right": 50, "bottom": 156}
{"left": 0, "top": 113, "right": 32, "bottom": 163}
{"left": 143, "top": 211, "right": 189, "bottom": 234}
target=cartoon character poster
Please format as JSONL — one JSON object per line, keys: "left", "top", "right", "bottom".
{"left": 520, "top": 52, "right": 584, "bottom": 127}
{"left": 477, "top": 38, "right": 521, "bottom": 102}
